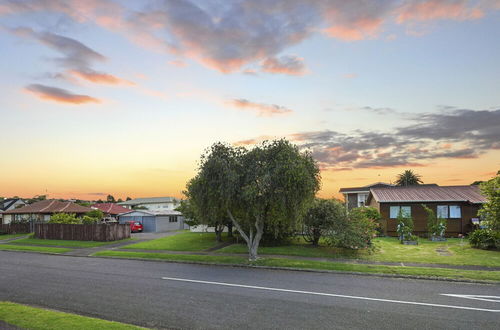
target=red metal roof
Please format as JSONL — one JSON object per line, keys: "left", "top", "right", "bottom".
{"left": 91, "top": 203, "right": 131, "bottom": 215}
{"left": 370, "top": 185, "right": 486, "bottom": 204}
{"left": 2, "top": 199, "right": 93, "bottom": 214}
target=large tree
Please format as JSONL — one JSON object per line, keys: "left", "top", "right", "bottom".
{"left": 395, "top": 169, "right": 423, "bottom": 186}
{"left": 185, "top": 139, "right": 320, "bottom": 260}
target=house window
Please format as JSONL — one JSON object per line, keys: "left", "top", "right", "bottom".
{"left": 449, "top": 205, "right": 461, "bottom": 218}
{"left": 169, "top": 215, "right": 178, "bottom": 223}
{"left": 357, "top": 193, "right": 368, "bottom": 207}
{"left": 437, "top": 205, "right": 449, "bottom": 219}
{"left": 389, "top": 206, "right": 411, "bottom": 219}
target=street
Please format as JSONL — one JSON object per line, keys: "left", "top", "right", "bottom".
{"left": 1, "top": 251, "right": 499, "bottom": 329}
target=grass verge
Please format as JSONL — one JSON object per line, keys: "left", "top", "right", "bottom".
{"left": 10, "top": 238, "right": 132, "bottom": 248}
{"left": 0, "top": 244, "right": 72, "bottom": 253}
{"left": 93, "top": 251, "right": 500, "bottom": 282}
{"left": 219, "top": 237, "right": 500, "bottom": 268}
{"left": 0, "top": 301, "right": 144, "bottom": 330}
{"left": 0, "top": 233, "right": 28, "bottom": 240}
{"left": 123, "top": 231, "right": 231, "bottom": 251}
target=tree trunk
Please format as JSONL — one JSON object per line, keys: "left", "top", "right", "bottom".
{"left": 227, "top": 210, "right": 264, "bottom": 261}
{"left": 227, "top": 222, "right": 233, "bottom": 238}
{"left": 215, "top": 224, "right": 224, "bottom": 242}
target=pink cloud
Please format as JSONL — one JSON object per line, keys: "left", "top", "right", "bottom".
{"left": 68, "top": 70, "right": 135, "bottom": 86}
{"left": 324, "top": 18, "right": 384, "bottom": 41}
{"left": 261, "top": 56, "right": 307, "bottom": 75}
{"left": 229, "top": 99, "right": 293, "bottom": 117}
{"left": 25, "top": 84, "right": 101, "bottom": 104}
{"left": 396, "top": 0, "right": 484, "bottom": 23}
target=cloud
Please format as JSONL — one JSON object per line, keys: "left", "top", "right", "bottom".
{"left": 238, "top": 108, "right": 500, "bottom": 170}
{"left": 229, "top": 98, "right": 293, "bottom": 117}
{"left": 2, "top": 0, "right": 499, "bottom": 76}
{"left": 396, "top": 0, "right": 484, "bottom": 23}
{"left": 261, "top": 55, "right": 306, "bottom": 75}
{"left": 25, "top": 84, "right": 101, "bottom": 104}
{"left": 9, "top": 27, "right": 132, "bottom": 86}
{"left": 233, "top": 135, "right": 278, "bottom": 146}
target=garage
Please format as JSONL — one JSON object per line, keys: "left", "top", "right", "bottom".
{"left": 118, "top": 210, "right": 187, "bottom": 233}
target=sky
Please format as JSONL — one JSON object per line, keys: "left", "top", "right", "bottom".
{"left": 0, "top": 0, "right": 499, "bottom": 201}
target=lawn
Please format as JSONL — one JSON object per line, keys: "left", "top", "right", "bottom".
{"left": 10, "top": 237, "right": 132, "bottom": 248}
{"left": 0, "top": 301, "right": 144, "bottom": 330}
{"left": 0, "top": 244, "right": 72, "bottom": 253}
{"left": 0, "top": 233, "right": 28, "bottom": 240}
{"left": 122, "top": 231, "right": 230, "bottom": 251}
{"left": 93, "top": 251, "right": 500, "bottom": 282}
{"left": 218, "top": 237, "right": 500, "bottom": 267}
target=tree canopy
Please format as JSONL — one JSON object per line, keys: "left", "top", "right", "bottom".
{"left": 395, "top": 170, "right": 423, "bottom": 186}
{"left": 302, "top": 199, "right": 346, "bottom": 246}
{"left": 185, "top": 139, "right": 321, "bottom": 260}
{"left": 479, "top": 170, "right": 500, "bottom": 232}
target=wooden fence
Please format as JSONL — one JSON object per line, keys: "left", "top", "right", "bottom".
{"left": 0, "top": 223, "right": 31, "bottom": 234}
{"left": 34, "top": 223, "right": 130, "bottom": 241}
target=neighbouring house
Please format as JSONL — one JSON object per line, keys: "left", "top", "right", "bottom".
{"left": 118, "top": 210, "right": 188, "bottom": 232}
{"left": 91, "top": 203, "right": 131, "bottom": 220}
{"left": 367, "top": 185, "right": 486, "bottom": 237}
{"left": 339, "top": 182, "right": 393, "bottom": 210}
{"left": 117, "top": 197, "right": 179, "bottom": 211}
{"left": 0, "top": 198, "right": 27, "bottom": 223}
{"left": 1, "top": 199, "right": 93, "bottom": 224}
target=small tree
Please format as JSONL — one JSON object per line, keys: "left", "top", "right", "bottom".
{"left": 302, "top": 199, "right": 346, "bottom": 246}
{"left": 396, "top": 209, "right": 415, "bottom": 242}
{"left": 422, "top": 205, "right": 446, "bottom": 239}
{"left": 395, "top": 170, "right": 423, "bottom": 186}
{"left": 479, "top": 170, "right": 500, "bottom": 232}
{"left": 106, "top": 195, "right": 116, "bottom": 203}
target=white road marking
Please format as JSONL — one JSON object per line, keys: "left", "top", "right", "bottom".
{"left": 441, "top": 294, "right": 500, "bottom": 303}
{"left": 161, "top": 277, "right": 500, "bottom": 313}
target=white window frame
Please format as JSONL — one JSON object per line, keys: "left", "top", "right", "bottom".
{"left": 357, "top": 193, "right": 368, "bottom": 207}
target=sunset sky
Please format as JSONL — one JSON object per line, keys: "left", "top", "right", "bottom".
{"left": 1, "top": 0, "right": 499, "bottom": 200}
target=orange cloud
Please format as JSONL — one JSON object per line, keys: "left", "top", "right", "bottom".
{"left": 25, "top": 84, "right": 101, "bottom": 105}
{"left": 229, "top": 99, "right": 293, "bottom": 117}
{"left": 68, "top": 70, "right": 135, "bottom": 85}
{"left": 396, "top": 0, "right": 484, "bottom": 23}
{"left": 324, "top": 18, "right": 383, "bottom": 41}
{"left": 260, "top": 56, "right": 306, "bottom": 75}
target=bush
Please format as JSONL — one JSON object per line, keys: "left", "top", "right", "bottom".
{"left": 396, "top": 210, "right": 415, "bottom": 242}
{"left": 422, "top": 204, "right": 446, "bottom": 238}
{"left": 48, "top": 213, "right": 81, "bottom": 224}
{"left": 326, "top": 207, "right": 377, "bottom": 250}
{"left": 302, "top": 199, "right": 346, "bottom": 246}
{"left": 469, "top": 229, "right": 500, "bottom": 250}
{"left": 81, "top": 215, "right": 99, "bottom": 224}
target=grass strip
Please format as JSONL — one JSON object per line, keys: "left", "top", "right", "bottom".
{"left": 10, "top": 238, "right": 132, "bottom": 248}
{"left": 0, "top": 234, "right": 28, "bottom": 241}
{"left": 94, "top": 250, "right": 248, "bottom": 264}
{"left": 94, "top": 251, "right": 500, "bottom": 282}
{"left": 122, "top": 231, "right": 230, "bottom": 251}
{"left": 0, "top": 301, "right": 144, "bottom": 330}
{"left": 0, "top": 244, "right": 71, "bottom": 253}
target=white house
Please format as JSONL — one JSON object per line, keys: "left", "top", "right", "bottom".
{"left": 117, "top": 197, "right": 180, "bottom": 211}
{"left": 0, "top": 198, "right": 27, "bottom": 223}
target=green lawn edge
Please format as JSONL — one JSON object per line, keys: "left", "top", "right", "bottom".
{"left": 93, "top": 251, "right": 500, "bottom": 282}
{"left": 0, "top": 301, "right": 144, "bottom": 330}
{"left": 10, "top": 238, "right": 132, "bottom": 248}
{"left": 122, "top": 232, "right": 230, "bottom": 251}
{"left": 0, "top": 244, "right": 72, "bottom": 253}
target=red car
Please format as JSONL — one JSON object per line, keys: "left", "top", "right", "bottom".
{"left": 125, "top": 221, "right": 143, "bottom": 233}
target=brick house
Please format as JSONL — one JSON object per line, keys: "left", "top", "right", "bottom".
{"left": 339, "top": 182, "right": 393, "bottom": 210}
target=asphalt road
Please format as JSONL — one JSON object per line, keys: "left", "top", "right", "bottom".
{"left": 0, "top": 251, "right": 499, "bottom": 329}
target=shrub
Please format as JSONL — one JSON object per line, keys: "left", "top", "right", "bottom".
{"left": 469, "top": 229, "right": 500, "bottom": 250}
{"left": 302, "top": 199, "right": 346, "bottom": 246}
{"left": 422, "top": 204, "right": 446, "bottom": 238}
{"left": 396, "top": 210, "right": 415, "bottom": 242}
{"left": 48, "top": 213, "right": 81, "bottom": 224}
{"left": 326, "top": 207, "right": 377, "bottom": 250}
{"left": 81, "top": 215, "right": 99, "bottom": 224}
{"left": 85, "top": 209, "right": 104, "bottom": 220}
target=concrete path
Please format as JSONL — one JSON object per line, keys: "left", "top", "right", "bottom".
{"left": 0, "top": 235, "right": 30, "bottom": 243}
